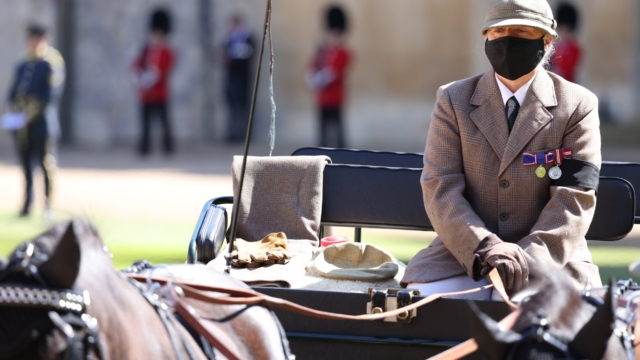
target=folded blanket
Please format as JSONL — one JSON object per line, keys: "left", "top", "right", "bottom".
{"left": 230, "top": 156, "right": 330, "bottom": 245}
{"left": 208, "top": 156, "right": 330, "bottom": 285}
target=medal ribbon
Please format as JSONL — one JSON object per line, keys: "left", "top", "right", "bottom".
{"left": 523, "top": 147, "right": 572, "bottom": 166}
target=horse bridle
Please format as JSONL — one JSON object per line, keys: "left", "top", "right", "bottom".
{"left": 0, "top": 242, "right": 105, "bottom": 360}
{"left": 487, "top": 289, "right": 636, "bottom": 360}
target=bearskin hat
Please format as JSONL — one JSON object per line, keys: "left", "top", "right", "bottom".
{"left": 556, "top": 3, "right": 578, "bottom": 31}
{"left": 150, "top": 8, "right": 172, "bottom": 34}
{"left": 326, "top": 5, "right": 348, "bottom": 34}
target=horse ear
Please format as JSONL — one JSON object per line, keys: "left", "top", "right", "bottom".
{"left": 39, "top": 221, "right": 81, "bottom": 289}
{"left": 569, "top": 278, "right": 616, "bottom": 360}
{"left": 467, "top": 301, "right": 520, "bottom": 360}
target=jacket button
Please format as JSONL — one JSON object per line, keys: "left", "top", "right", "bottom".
{"left": 500, "top": 213, "right": 509, "bottom": 221}
{"left": 500, "top": 180, "right": 509, "bottom": 188}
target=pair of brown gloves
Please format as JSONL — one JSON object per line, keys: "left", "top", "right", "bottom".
{"left": 225, "top": 232, "right": 291, "bottom": 268}
{"left": 473, "top": 234, "right": 530, "bottom": 295}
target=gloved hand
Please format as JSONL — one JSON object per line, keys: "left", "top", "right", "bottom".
{"left": 473, "top": 234, "right": 529, "bottom": 293}
{"left": 226, "top": 232, "right": 291, "bottom": 268}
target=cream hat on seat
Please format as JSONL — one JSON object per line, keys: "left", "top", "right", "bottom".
{"left": 314, "top": 242, "right": 399, "bottom": 281}
{"left": 481, "top": 0, "right": 558, "bottom": 38}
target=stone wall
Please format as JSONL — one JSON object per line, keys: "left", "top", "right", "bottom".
{"left": 73, "top": 0, "right": 210, "bottom": 148}
{"left": 0, "top": 0, "right": 638, "bottom": 153}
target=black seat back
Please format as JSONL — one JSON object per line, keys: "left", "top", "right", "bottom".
{"left": 321, "top": 165, "right": 431, "bottom": 231}
{"left": 316, "top": 156, "right": 636, "bottom": 241}
{"left": 293, "top": 147, "right": 424, "bottom": 168}
{"left": 601, "top": 162, "right": 640, "bottom": 223}
{"left": 297, "top": 148, "right": 640, "bottom": 216}
{"left": 588, "top": 177, "right": 635, "bottom": 240}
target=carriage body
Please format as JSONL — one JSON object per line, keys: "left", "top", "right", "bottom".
{"left": 187, "top": 147, "right": 639, "bottom": 359}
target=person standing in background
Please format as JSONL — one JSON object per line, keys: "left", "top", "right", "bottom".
{"left": 223, "top": 15, "right": 254, "bottom": 142}
{"left": 306, "top": 5, "right": 351, "bottom": 148}
{"left": 3, "top": 24, "right": 63, "bottom": 219}
{"left": 550, "top": 3, "right": 581, "bottom": 83}
{"left": 132, "top": 8, "right": 175, "bottom": 156}
{"left": 43, "top": 30, "right": 65, "bottom": 177}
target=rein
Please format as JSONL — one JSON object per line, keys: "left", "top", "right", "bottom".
{"left": 126, "top": 272, "right": 502, "bottom": 322}
{"left": 124, "top": 269, "right": 512, "bottom": 360}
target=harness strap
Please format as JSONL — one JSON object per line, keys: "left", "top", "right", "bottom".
{"left": 126, "top": 270, "right": 508, "bottom": 321}
{"left": 173, "top": 299, "right": 244, "bottom": 360}
{"left": 121, "top": 274, "right": 200, "bottom": 360}
{"left": 166, "top": 312, "right": 200, "bottom": 360}
{"left": 126, "top": 268, "right": 515, "bottom": 360}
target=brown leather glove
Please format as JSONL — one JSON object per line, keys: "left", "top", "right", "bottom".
{"left": 473, "top": 234, "right": 529, "bottom": 294}
{"left": 226, "top": 232, "right": 291, "bottom": 268}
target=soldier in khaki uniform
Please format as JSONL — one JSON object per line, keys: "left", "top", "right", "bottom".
{"left": 401, "top": 0, "right": 601, "bottom": 299}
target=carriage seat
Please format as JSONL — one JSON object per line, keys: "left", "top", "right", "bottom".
{"left": 187, "top": 149, "right": 636, "bottom": 264}
{"left": 294, "top": 147, "right": 640, "bottom": 224}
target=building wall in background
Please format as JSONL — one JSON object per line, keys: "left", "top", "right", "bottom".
{"left": 73, "top": 0, "right": 208, "bottom": 148}
{"left": 0, "top": 0, "right": 638, "bottom": 153}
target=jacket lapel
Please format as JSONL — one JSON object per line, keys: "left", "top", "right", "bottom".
{"left": 469, "top": 70, "right": 509, "bottom": 159}
{"left": 498, "top": 69, "right": 558, "bottom": 176}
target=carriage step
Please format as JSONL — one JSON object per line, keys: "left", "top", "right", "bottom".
{"left": 366, "top": 288, "right": 420, "bottom": 323}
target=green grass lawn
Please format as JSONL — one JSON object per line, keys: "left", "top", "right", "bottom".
{"left": 1, "top": 210, "right": 638, "bottom": 283}
{"left": 0, "top": 210, "right": 192, "bottom": 269}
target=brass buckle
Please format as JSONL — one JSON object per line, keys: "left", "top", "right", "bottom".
{"left": 366, "top": 287, "right": 420, "bottom": 323}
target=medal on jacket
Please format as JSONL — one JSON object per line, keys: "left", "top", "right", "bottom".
{"left": 524, "top": 151, "right": 554, "bottom": 179}
{"left": 549, "top": 148, "right": 572, "bottom": 180}
{"left": 549, "top": 149, "right": 563, "bottom": 180}
{"left": 548, "top": 165, "right": 561, "bottom": 179}
{"left": 523, "top": 148, "right": 572, "bottom": 180}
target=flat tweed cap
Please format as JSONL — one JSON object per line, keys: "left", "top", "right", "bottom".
{"left": 482, "top": 0, "right": 557, "bottom": 38}
{"left": 314, "top": 242, "right": 399, "bottom": 281}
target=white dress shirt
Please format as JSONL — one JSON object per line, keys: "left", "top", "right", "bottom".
{"left": 495, "top": 72, "right": 536, "bottom": 106}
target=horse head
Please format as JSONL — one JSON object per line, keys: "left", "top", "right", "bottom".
{"left": 469, "top": 269, "right": 631, "bottom": 360}
{"left": 0, "top": 220, "right": 100, "bottom": 359}
{"left": 0, "top": 219, "right": 293, "bottom": 360}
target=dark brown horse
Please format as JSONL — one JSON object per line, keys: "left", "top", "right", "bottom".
{"left": 0, "top": 219, "right": 292, "bottom": 359}
{"left": 468, "top": 269, "right": 632, "bottom": 360}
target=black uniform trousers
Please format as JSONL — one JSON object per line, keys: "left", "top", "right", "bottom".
{"left": 319, "top": 107, "right": 345, "bottom": 148}
{"left": 225, "top": 65, "right": 251, "bottom": 142}
{"left": 139, "top": 102, "right": 174, "bottom": 155}
{"left": 13, "top": 117, "right": 54, "bottom": 212}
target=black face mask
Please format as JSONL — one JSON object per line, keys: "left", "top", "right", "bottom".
{"left": 485, "top": 36, "right": 546, "bottom": 81}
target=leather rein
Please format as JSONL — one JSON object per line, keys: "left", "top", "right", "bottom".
{"left": 125, "top": 268, "right": 515, "bottom": 360}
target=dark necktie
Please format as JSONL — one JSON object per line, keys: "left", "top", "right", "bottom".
{"left": 506, "top": 96, "right": 519, "bottom": 133}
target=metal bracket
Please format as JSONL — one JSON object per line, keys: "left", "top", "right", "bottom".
{"left": 366, "top": 288, "right": 420, "bottom": 323}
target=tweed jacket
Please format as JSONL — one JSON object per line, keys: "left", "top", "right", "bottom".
{"left": 401, "top": 68, "right": 601, "bottom": 287}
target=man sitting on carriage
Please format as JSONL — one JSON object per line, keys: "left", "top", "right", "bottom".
{"left": 402, "top": 0, "right": 602, "bottom": 299}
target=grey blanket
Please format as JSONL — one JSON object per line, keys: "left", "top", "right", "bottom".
{"left": 208, "top": 155, "right": 330, "bottom": 285}
{"left": 230, "top": 155, "right": 330, "bottom": 245}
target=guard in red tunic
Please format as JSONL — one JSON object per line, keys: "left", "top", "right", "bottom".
{"left": 131, "top": 9, "right": 175, "bottom": 156}
{"left": 550, "top": 4, "right": 581, "bottom": 83}
{"left": 306, "top": 6, "right": 351, "bottom": 148}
